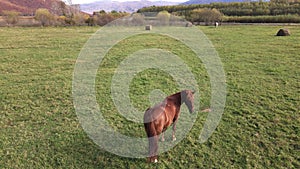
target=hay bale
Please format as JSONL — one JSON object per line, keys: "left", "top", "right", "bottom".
{"left": 185, "top": 22, "right": 193, "bottom": 27}
{"left": 145, "top": 25, "right": 152, "bottom": 30}
{"left": 276, "top": 28, "right": 290, "bottom": 36}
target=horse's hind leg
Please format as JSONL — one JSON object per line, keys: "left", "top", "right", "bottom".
{"left": 148, "top": 135, "right": 159, "bottom": 163}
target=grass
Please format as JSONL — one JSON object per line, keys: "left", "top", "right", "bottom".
{"left": 0, "top": 25, "right": 299, "bottom": 168}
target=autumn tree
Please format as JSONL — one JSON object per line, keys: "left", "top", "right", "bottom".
{"left": 93, "top": 11, "right": 129, "bottom": 26}
{"left": 2, "top": 10, "right": 20, "bottom": 26}
{"left": 94, "top": 12, "right": 114, "bottom": 26}
{"left": 35, "top": 8, "right": 54, "bottom": 26}
{"left": 73, "top": 13, "right": 89, "bottom": 26}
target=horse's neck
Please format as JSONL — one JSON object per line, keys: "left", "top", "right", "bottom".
{"left": 167, "top": 92, "right": 182, "bottom": 108}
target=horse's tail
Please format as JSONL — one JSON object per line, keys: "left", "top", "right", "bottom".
{"left": 144, "top": 122, "right": 157, "bottom": 136}
{"left": 144, "top": 122, "right": 150, "bottom": 137}
{"left": 144, "top": 108, "right": 151, "bottom": 137}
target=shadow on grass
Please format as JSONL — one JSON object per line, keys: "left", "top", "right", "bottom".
{"left": 61, "top": 132, "right": 146, "bottom": 168}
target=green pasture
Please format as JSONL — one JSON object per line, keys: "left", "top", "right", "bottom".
{"left": 0, "top": 25, "right": 299, "bottom": 168}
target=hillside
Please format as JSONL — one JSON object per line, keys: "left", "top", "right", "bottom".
{"left": 0, "top": 0, "right": 65, "bottom": 15}
{"left": 181, "top": 0, "right": 300, "bottom": 5}
{"left": 80, "top": 0, "right": 180, "bottom": 14}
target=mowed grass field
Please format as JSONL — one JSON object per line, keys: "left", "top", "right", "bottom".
{"left": 0, "top": 25, "right": 299, "bottom": 168}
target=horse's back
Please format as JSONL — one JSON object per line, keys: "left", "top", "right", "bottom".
{"left": 144, "top": 104, "right": 166, "bottom": 122}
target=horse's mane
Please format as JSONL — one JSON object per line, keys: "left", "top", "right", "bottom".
{"left": 166, "top": 90, "right": 188, "bottom": 104}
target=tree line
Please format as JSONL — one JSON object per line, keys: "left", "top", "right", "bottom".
{"left": 1, "top": 8, "right": 129, "bottom": 27}
{"left": 138, "top": 0, "right": 300, "bottom": 23}
{"left": 138, "top": 1, "right": 300, "bottom": 16}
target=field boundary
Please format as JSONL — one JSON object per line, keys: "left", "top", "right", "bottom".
{"left": 0, "top": 16, "right": 40, "bottom": 27}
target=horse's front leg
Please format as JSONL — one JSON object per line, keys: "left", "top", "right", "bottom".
{"left": 172, "top": 122, "right": 177, "bottom": 141}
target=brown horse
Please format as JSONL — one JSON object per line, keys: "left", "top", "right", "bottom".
{"left": 143, "top": 90, "right": 195, "bottom": 163}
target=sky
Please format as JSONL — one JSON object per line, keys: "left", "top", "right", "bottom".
{"left": 70, "top": 0, "right": 186, "bottom": 4}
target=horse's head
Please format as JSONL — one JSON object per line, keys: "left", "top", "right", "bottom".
{"left": 182, "top": 90, "right": 195, "bottom": 113}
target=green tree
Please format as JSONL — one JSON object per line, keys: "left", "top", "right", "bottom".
{"left": 35, "top": 8, "right": 54, "bottom": 26}
{"left": 2, "top": 10, "right": 20, "bottom": 26}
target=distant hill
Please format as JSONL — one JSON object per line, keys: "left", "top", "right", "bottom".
{"left": 0, "top": 0, "right": 65, "bottom": 15}
{"left": 182, "top": 0, "right": 245, "bottom": 5}
{"left": 80, "top": 0, "right": 180, "bottom": 14}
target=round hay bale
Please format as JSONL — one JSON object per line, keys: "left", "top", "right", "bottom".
{"left": 185, "top": 22, "right": 193, "bottom": 27}
{"left": 145, "top": 25, "right": 152, "bottom": 31}
{"left": 276, "top": 28, "right": 290, "bottom": 36}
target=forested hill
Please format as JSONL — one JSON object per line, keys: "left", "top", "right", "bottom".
{"left": 182, "top": 0, "right": 245, "bottom": 5}
{"left": 138, "top": 1, "right": 300, "bottom": 16}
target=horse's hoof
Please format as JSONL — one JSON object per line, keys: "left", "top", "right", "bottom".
{"left": 154, "top": 159, "right": 158, "bottom": 163}
{"left": 172, "top": 137, "right": 176, "bottom": 141}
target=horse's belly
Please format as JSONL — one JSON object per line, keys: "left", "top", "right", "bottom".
{"left": 163, "top": 120, "right": 172, "bottom": 129}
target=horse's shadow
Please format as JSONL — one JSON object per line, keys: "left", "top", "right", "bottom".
{"left": 62, "top": 133, "right": 146, "bottom": 167}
